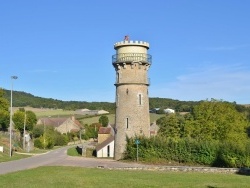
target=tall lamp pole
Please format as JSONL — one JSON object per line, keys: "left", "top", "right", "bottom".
{"left": 9, "top": 76, "right": 18, "bottom": 157}
{"left": 23, "top": 110, "right": 26, "bottom": 150}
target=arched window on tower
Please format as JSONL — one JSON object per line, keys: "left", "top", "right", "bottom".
{"left": 138, "top": 93, "right": 143, "bottom": 106}
{"left": 116, "top": 72, "right": 119, "bottom": 83}
{"left": 125, "top": 117, "right": 129, "bottom": 129}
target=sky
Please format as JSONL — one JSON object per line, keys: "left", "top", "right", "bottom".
{"left": 0, "top": 1, "right": 249, "bottom": 104}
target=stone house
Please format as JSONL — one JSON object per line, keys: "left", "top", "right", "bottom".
{"left": 37, "top": 116, "right": 82, "bottom": 134}
{"left": 97, "top": 126, "right": 114, "bottom": 144}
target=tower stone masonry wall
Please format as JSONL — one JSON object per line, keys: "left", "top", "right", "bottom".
{"left": 113, "top": 40, "right": 151, "bottom": 160}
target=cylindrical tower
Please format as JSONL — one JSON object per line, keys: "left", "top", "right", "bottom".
{"left": 112, "top": 39, "right": 152, "bottom": 160}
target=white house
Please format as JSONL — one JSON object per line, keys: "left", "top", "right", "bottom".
{"left": 96, "top": 136, "right": 114, "bottom": 158}
{"left": 164, "top": 108, "right": 175, "bottom": 113}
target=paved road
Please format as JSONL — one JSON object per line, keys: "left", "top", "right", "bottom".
{"left": 0, "top": 145, "right": 147, "bottom": 175}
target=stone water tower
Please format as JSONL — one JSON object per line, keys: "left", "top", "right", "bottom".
{"left": 112, "top": 37, "right": 152, "bottom": 160}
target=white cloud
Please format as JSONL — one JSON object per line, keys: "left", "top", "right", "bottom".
{"left": 150, "top": 63, "right": 250, "bottom": 104}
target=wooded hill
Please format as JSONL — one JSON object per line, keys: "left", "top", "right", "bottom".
{"left": 3, "top": 89, "right": 115, "bottom": 112}
{"left": 2, "top": 89, "right": 249, "bottom": 114}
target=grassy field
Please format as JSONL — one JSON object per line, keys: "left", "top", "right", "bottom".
{"left": 24, "top": 106, "right": 164, "bottom": 125}
{"left": 13, "top": 107, "right": 76, "bottom": 118}
{"left": 0, "top": 166, "right": 249, "bottom": 188}
{"left": 80, "top": 113, "right": 164, "bottom": 125}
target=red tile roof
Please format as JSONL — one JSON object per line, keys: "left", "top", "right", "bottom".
{"left": 98, "top": 127, "right": 111, "bottom": 134}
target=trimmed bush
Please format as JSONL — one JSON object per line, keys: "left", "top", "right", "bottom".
{"left": 125, "top": 136, "right": 250, "bottom": 168}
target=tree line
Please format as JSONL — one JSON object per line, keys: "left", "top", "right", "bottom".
{"left": 126, "top": 99, "right": 250, "bottom": 167}
{"left": 4, "top": 89, "right": 250, "bottom": 115}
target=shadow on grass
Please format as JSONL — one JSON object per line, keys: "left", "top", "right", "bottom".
{"left": 237, "top": 167, "right": 250, "bottom": 176}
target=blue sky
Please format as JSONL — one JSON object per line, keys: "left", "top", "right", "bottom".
{"left": 1, "top": 1, "right": 249, "bottom": 104}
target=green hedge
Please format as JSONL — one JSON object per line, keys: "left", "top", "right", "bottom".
{"left": 125, "top": 136, "right": 250, "bottom": 168}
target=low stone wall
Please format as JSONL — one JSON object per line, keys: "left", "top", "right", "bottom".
{"left": 101, "top": 166, "right": 250, "bottom": 175}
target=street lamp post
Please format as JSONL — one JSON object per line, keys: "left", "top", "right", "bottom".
{"left": 23, "top": 110, "right": 26, "bottom": 150}
{"left": 9, "top": 76, "right": 18, "bottom": 157}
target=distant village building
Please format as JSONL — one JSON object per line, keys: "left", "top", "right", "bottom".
{"left": 150, "top": 108, "right": 175, "bottom": 114}
{"left": 149, "top": 108, "right": 160, "bottom": 113}
{"left": 75, "top": 109, "right": 109, "bottom": 116}
{"left": 37, "top": 116, "right": 82, "bottom": 134}
{"left": 164, "top": 108, "right": 175, "bottom": 113}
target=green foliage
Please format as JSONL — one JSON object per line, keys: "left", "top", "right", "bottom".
{"left": 82, "top": 124, "right": 98, "bottom": 140}
{"left": 156, "top": 100, "right": 249, "bottom": 142}
{"left": 12, "top": 110, "right": 37, "bottom": 133}
{"left": 37, "top": 134, "right": 54, "bottom": 149}
{"left": 33, "top": 125, "right": 69, "bottom": 149}
{"left": 0, "top": 89, "right": 10, "bottom": 130}
{"left": 145, "top": 100, "right": 250, "bottom": 167}
{"left": 32, "top": 125, "right": 44, "bottom": 138}
{"left": 34, "top": 138, "right": 42, "bottom": 149}
{"left": 98, "top": 115, "right": 109, "bottom": 127}
{"left": 157, "top": 114, "right": 184, "bottom": 140}
{"left": 0, "top": 89, "right": 9, "bottom": 111}
{"left": 0, "top": 110, "right": 10, "bottom": 131}
{"left": 185, "top": 100, "right": 248, "bottom": 142}
{"left": 54, "top": 133, "right": 68, "bottom": 146}
{"left": 125, "top": 136, "right": 250, "bottom": 168}
{"left": 3, "top": 89, "right": 115, "bottom": 112}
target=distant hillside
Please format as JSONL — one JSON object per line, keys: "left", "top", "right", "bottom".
{"left": 3, "top": 89, "right": 116, "bottom": 113}
{"left": 2, "top": 89, "right": 249, "bottom": 114}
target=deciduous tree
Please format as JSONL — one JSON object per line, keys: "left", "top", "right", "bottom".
{"left": 13, "top": 110, "right": 37, "bottom": 133}
{"left": 99, "top": 115, "right": 109, "bottom": 127}
{"left": 0, "top": 89, "right": 10, "bottom": 130}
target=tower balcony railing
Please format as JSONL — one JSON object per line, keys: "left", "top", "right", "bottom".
{"left": 112, "top": 53, "right": 152, "bottom": 65}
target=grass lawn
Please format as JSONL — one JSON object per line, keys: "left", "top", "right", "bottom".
{"left": 0, "top": 166, "right": 249, "bottom": 188}
{"left": 27, "top": 105, "right": 164, "bottom": 125}
{"left": 80, "top": 114, "right": 116, "bottom": 125}
{"left": 67, "top": 146, "right": 82, "bottom": 156}
{"left": 0, "top": 153, "right": 30, "bottom": 163}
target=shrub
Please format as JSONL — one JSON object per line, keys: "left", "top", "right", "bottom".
{"left": 34, "top": 138, "right": 43, "bottom": 149}
{"left": 54, "top": 134, "right": 68, "bottom": 146}
{"left": 125, "top": 136, "right": 250, "bottom": 168}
